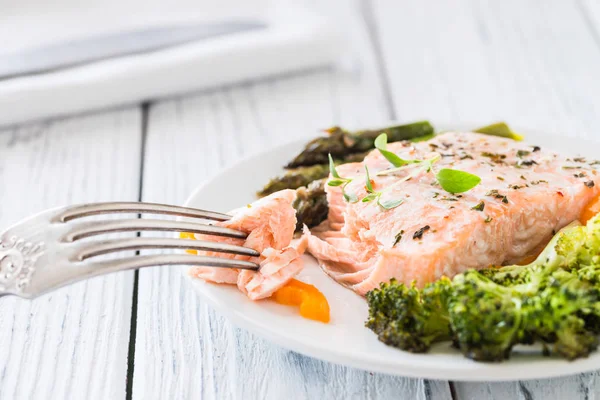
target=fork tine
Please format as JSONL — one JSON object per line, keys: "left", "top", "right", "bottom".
{"left": 54, "top": 202, "right": 231, "bottom": 223}
{"left": 88, "top": 254, "right": 260, "bottom": 272}
{"left": 74, "top": 238, "right": 259, "bottom": 261}
{"left": 63, "top": 219, "right": 246, "bottom": 242}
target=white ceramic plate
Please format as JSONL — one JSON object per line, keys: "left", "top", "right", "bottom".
{"left": 183, "top": 123, "right": 600, "bottom": 381}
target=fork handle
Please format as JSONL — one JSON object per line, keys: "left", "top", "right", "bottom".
{"left": 0, "top": 245, "right": 34, "bottom": 296}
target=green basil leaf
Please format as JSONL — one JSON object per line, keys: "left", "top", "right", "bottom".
{"left": 327, "top": 179, "right": 345, "bottom": 187}
{"left": 436, "top": 168, "right": 481, "bottom": 194}
{"left": 328, "top": 153, "right": 341, "bottom": 178}
{"left": 378, "top": 197, "right": 404, "bottom": 210}
{"left": 364, "top": 166, "right": 374, "bottom": 193}
{"left": 374, "top": 133, "right": 411, "bottom": 167}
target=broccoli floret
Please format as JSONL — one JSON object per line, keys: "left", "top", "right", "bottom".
{"left": 552, "top": 214, "right": 600, "bottom": 268}
{"left": 430, "top": 267, "right": 600, "bottom": 362}
{"left": 365, "top": 278, "right": 452, "bottom": 353}
{"left": 579, "top": 213, "right": 600, "bottom": 265}
{"left": 553, "top": 316, "right": 599, "bottom": 360}
{"left": 528, "top": 270, "right": 600, "bottom": 359}
{"left": 447, "top": 271, "right": 528, "bottom": 361}
{"left": 575, "top": 263, "right": 600, "bottom": 300}
{"left": 478, "top": 263, "right": 541, "bottom": 286}
{"left": 449, "top": 263, "right": 600, "bottom": 361}
{"left": 480, "top": 221, "right": 587, "bottom": 288}
{"left": 478, "top": 218, "right": 600, "bottom": 289}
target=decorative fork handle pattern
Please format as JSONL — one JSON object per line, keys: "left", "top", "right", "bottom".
{"left": 0, "top": 235, "right": 44, "bottom": 295}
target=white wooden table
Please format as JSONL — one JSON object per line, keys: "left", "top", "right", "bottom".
{"left": 2, "top": 1, "right": 600, "bottom": 398}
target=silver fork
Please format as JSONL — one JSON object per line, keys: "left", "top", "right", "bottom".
{"left": 0, "top": 202, "right": 259, "bottom": 299}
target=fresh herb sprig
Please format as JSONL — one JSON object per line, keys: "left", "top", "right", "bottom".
{"left": 374, "top": 133, "right": 481, "bottom": 194}
{"left": 327, "top": 154, "right": 403, "bottom": 209}
{"left": 362, "top": 166, "right": 404, "bottom": 210}
{"left": 327, "top": 154, "right": 358, "bottom": 203}
{"left": 374, "top": 134, "right": 419, "bottom": 167}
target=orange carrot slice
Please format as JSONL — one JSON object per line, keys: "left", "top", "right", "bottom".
{"left": 273, "top": 279, "right": 330, "bottom": 323}
{"left": 179, "top": 232, "right": 198, "bottom": 254}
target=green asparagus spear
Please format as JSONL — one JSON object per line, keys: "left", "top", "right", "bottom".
{"left": 285, "top": 130, "right": 347, "bottom": 168}
{"left": 285, "top": 121, "right": 434, "bottom": 168}
{"left": 342, "top": 121, "right": 435, "bottom": 152}
{"left": 258, "top": 151, "right": 370, "bottom": 197}
{"left": 474, "top": 122, "right": 523, "bottom": 141}
{"left": 293, "top": 179, "right": 328, "bottom": 231}
{"left": 258, "top": 164, "right": 329, "bottom": 197}
{"left": 339, "top": 151, "right": 371, "bottom": 163}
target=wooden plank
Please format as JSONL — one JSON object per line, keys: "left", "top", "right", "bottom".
{"left": 371, "top": 0, "right": 600, "bottom": 137}
{"left": 370, "top": 0, "right": 600, "bottom": 398}
{"left": 131, "top": 1, "right": 451, "bottom": 397}
{"left": 0, "top": 109, "right": 142, "bottom": 399}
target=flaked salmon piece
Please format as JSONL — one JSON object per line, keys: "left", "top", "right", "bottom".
{"left": 238, "top": 247, "right": 304, "bottom": 300}
{"left": 189, "top": 266, "right": 239, "bottom": 284}
{"left": 306, "top": 132, "right": 600, "bottom": 295}
{"left": 303, "top": 228, "right": 374, "bottom": 287}
{"left": 188, "top": 189, "right": 304, "bottom": 299}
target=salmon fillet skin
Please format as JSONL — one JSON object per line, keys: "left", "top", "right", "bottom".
{"left": 188, "top": 189, "right": 305, "bottom": 300}
{"left": 306, "top": 131, "right": 600, "bottom": 296}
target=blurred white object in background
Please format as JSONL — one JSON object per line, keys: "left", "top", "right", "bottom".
{"left": 0, "top": 0, "right": 342, "bottom": 126}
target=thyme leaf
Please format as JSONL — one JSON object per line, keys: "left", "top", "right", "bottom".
{"left": 360, "top": 166, "right": 403, "bottom": 210}
{"left": 374, "top": 134, "right": 415, "bottom": 167}
{"left": 328, "top": 153, "right": 358, "bottom": 203}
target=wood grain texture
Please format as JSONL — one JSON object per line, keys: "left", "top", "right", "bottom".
{"left": 370, "top": 0, "right": 600, "bottom": 398}
{"left": 0, "top": 109, "right": 142, "bottom": 399}
{"left": 131, "top": 2, "right": 451, "bottom": 398}
{"left": 371, "top": 0, "right": 600, "bottom": 138}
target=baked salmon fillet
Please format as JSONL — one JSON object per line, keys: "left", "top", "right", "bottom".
{"left": 189, "top": 189, "right": 306, "bottom": 300}
{"left": 306, "top": 131, "right": 600, "bottom": 295}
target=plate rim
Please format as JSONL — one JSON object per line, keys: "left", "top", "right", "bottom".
{"left": 182, "top": 121, "right": 600, "bottom": 381}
